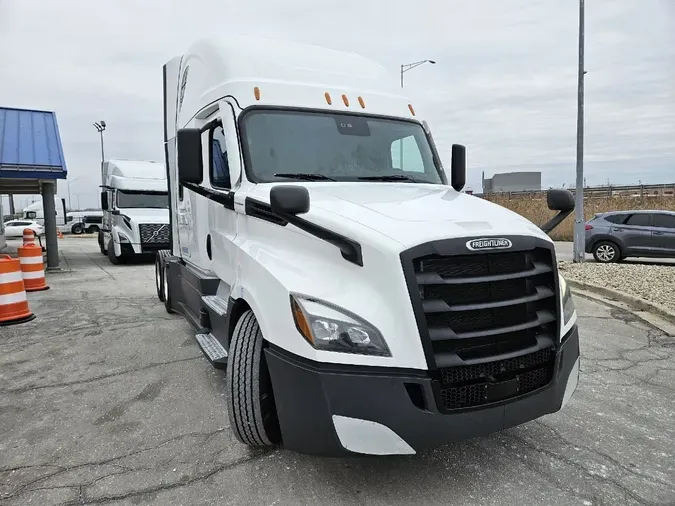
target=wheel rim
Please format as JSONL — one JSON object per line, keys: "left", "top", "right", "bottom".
{"left": 597, "top": 245, "right": 615, "bottom": 262}
{"left": 164, "top": 266, "right": 169, "bottom": 301}
{"left": 155, "top": 260, "right": 161, "bottom": 293}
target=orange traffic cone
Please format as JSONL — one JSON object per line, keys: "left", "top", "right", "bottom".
{"left": 57, "top": 230, "right": 64, "bottom": 239}
{"left": 17, "top": 245, "right": 49, "bottom": 292}
{"left": 0, "top": 255, "right": 35, "bottom": 326}
{"left": 23, "top": 228, "right": 36, "bottom": 246}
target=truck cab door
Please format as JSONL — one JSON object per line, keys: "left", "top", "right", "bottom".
{"left": 203, "top": 101, "right": 241, "bottom": 291}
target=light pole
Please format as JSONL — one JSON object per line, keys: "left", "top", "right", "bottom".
{"left": 573, "top": 0, "right": 586, "bottom": 262}
{"left": 400, "top": 60, "right": 436, "bottom": 89}
{"left": 93, "top": 120, "right": 107, "bottom": 165}
{"left": 399, "top": 60, "right": 436, "bottom": 166}
{"left": 67, "top": 176, "right": 84, "bottom": 211}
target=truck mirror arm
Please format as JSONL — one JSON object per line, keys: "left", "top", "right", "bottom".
{"left": 540, "top": 188, "right": 575, "bottom": 235}
{"left": 540, "top": 209, "right": 574, "bottom": 235}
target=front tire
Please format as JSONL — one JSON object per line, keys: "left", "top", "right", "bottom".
{"left": 592, "top": 241, "right": 620, "bottom": 263}
{"left": 98, "top": 232, "right": 106, "bottom": 255}
{"left": 72, "top": 224, "right": 84, "bottom": 235}
{"left": 226, "top": 310, "right": 281, "bottom": 448}
{"left": 107, "top": 239, "right": 121, "bottom": 265}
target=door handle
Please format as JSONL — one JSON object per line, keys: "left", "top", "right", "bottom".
{"left": 653, "top": 231, "right": 665, "bottom": 235}
{"left": 613, "top": 228, "right": 624, "bottom": 232}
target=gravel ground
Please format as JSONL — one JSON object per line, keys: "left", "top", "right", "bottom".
{"left": 559, "top": 261, "right": 675, "bottom": 312}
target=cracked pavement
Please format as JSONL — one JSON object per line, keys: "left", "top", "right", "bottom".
{"left": 1, "top": 238, "right": 674, "bottom": 506}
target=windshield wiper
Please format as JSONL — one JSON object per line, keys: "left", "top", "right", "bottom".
{"left": 358, "top": 174, "right": 422, "bottom": 182}
{"left": 274, "top": 173, "right": 336, "bottom": 181}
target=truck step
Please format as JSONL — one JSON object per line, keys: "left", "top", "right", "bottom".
{"left": 201, "top": 295, "right": 228, "bottom": 317}
{"left": 195, "top": 332, "right": 228, "bottom": 367}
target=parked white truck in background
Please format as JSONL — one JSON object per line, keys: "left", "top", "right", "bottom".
{"left": 99, "top": 159, "right": 170, "bottom": 264}
{"left": 22, "top": 197, "right": 67, "bottom": 229}
{"left": 156, "top": 34, "right": 580, "bottom": 456}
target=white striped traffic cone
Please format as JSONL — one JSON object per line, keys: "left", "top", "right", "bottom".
{"left": 0, "top": 255, "right": 36, "bottom": 326}
{"left": 17, "top": 245, "right": 49, "bottom": 292}
{"left": 22, "top": 228, "right": 36, "bottom": 246}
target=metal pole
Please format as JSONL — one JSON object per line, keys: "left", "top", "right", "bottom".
{"left": 41, "top": 182, "right": 60, "bottom": 269}
{"left": 400, "top": 66, "right": 404, "bottom": 168}
{"left": 573, "top": 0, "right": 585, "bottom": 263}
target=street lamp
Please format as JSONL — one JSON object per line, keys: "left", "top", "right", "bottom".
{"left": 573, "top": 0, "right": 586, "bottom": 263}
{"left": 398, "top": 60, "right": 436, "bottom": 167}
{"left": 67, "top": 176, "right": 84, "bottom": 210}
{"left": 400, "top": 59, "right": 436, "bottom": 89}
{"left": 93, "top": 120, "right": 107, "bottom": 165}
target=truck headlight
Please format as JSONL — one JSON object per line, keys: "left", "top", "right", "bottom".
{"left": 559, "top": 275, "right": 575, "bottom": 324}
{"left": 290, "top": 294, "right": 391, "bottom": 357}
{"left": 118, "top": 233, "right": 130, "bottom": 243}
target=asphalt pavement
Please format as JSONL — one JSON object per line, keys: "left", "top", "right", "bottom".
{"left": 1, "top": 238, "right": 674, "bottom": 505}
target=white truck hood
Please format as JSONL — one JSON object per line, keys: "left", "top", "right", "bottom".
{"left": 119, "top": 208, "right": 170, "bottom": 224}
{"left": 299, "top": 183, "right": 551, "bottom": 249}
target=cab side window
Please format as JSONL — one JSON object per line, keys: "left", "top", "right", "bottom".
{"left": 210, "top": 124, "right": 231, "bottom": 189}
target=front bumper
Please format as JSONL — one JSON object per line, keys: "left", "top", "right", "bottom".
{"left": 265, "top": 325, "right": 580, "bottom": 456}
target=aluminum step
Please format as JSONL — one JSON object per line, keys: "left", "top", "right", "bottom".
{"left": 195, "top": 332, "right": 228, "bottom": 362}
{"left": 201, "top": 295, "right": 228, "bottom": 317}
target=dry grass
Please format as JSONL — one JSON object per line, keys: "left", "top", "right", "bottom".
{"left": 485, "top": 195, "right": 675, "bottom": 241}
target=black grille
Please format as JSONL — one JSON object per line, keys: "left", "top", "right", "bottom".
{"left": 438, "top": 348, "right": 555, "bottom": 410}
{"left": 139, "top": 224, "right": 170, "bottom": 244}
{"left": 402, "top": 239, "right": 561, "bottom": 412}
{"left": 411, "top": 246, "right": 559, "bottom": 366}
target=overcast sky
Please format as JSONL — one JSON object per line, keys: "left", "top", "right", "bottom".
{"left": 1, "top": 0, "right": 673, "bottom": 211}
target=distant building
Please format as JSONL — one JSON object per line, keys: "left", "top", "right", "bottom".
{"left": 482, "top": 171, "right": 541, "bottom": 193}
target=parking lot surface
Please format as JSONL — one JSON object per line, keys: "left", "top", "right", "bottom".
{"left": 1, "top": 238, "right": 674, "bottom": 506}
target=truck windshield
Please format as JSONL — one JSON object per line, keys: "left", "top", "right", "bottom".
{"left": 116, "top": 191, "right": 169, "bottom": 209}
{"left": 241, "top": 109, "right": 443, "bottom": 184}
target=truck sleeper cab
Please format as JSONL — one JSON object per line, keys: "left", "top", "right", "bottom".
{"left": 157, "top": 34, "right": 580, "bottom": 456}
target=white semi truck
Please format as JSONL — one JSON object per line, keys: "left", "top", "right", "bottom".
{"left": 156, "top": 34, "right": 580, "bottom": 456}
{"left": 22, "top": 197, "right": 67, "bottom": 228}
{"left": 99, "top": 159, "right": 170, "bottom": 264}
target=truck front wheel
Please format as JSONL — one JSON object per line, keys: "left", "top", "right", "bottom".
{"left": 98, "top": 232, "right": 106, "bottom": 255}
{"left": 107, "top": 239, "right": 121, "bottom": 265}
{"left": 226, "top": 310, "right": 281, "bottom": 448}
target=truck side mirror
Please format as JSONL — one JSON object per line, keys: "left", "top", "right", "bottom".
{"left": 270, "top": 185, "right": 310, "bottom": 215}
{"left": 177, "top": 128, "right": 203, "bottom": 185}
{"left": 101, "top": 192, "right": 108, "bottom": 211}
{"left": 451, "top": 144, "right": 466, "bottom": 192}
{"left": 547, "top": 188, "right": 575, "bottom": 212}
{"left": 540, "top": 189, "right": 575, "bottom": 235}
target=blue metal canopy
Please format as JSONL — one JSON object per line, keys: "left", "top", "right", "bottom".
{"left": 0, "top": 106, "right": 67, "bottom": 180}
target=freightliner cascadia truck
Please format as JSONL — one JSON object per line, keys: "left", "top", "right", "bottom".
{"left": 156, "top": 34, "right": 580, "bottom": 456}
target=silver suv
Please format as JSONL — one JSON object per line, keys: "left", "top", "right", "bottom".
{"left": 584, "top": 210, "right": 675, "bottom": 263}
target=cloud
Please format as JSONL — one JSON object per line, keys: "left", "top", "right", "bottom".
{"left": 1, "top": 0, "right": 673, "bottom": 208}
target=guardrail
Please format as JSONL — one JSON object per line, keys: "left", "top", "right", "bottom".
{"left": 474, "top": 183, "right": 675, "bottom": 199}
